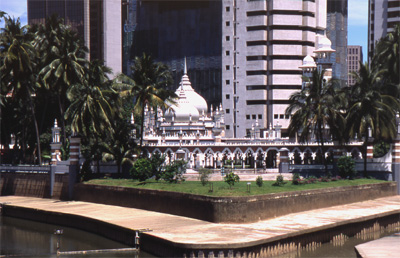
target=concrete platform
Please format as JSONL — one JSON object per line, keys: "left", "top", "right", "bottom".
{"left": 1, "top": 195, "right": 400, "bottom": 256}
{"left": 355, "top": 233, "right": 400, "bottom": 258}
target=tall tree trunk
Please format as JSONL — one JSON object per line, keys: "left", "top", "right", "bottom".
{"left": 363, "top": 135, "right": 368, "bottom": 177}
{"left": 58, "top": 93, "right": 67, "bottom": 145}
{"left": 27, "top": 95, "right": 42, "bottom": 165}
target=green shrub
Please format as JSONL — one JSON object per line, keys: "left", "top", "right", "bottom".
{"left": 337, "top": 156, "right": 356, "bottom": 179}
{"left": 256, "top": 176, "right": 263, "bottom": 187}
{"left": 198, "top": 168, "right": 212, "bottom": 186}
{"left": 150, "top": 153, "right": 166, "bottom": 180}
{"left": 161, "top": 160, "right": 187, "bottom": 183}
{"left": 272, "top": 175, "right": 286, "bottom": 186}
{"left": 292, "top": 173, "right": 301, "bottom": 185}
{"left": 224, "top": 172, "right": 240, "bottom": 189}
{"left": 130, "top": 158, "right": 153, "bottom": 181}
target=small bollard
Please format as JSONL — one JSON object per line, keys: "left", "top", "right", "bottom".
{"left": 247, "top": 182, "right": 251, "bottom": 193}
{"left": 209, "top": 182, "right": 213, "bottom": 192}
{"left": 54, "top": 229, "right": 63, "bottom": 254}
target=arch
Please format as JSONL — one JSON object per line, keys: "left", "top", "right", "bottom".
{"left": 266, "top": 149, "right": 278, "bottom": 168}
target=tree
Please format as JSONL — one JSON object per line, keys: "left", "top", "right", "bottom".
{"left": 113, "top": 53, "right": 176, "bottom": 148}
{"left": 346, "top": 62, "right": 400, "bottom": 176}
{"left": 38, "top": 21, "right": 87, "bottom": 144}
{"left": 0, "top": 16, "right": 42, "bottom": 164}
{"left": 224, "top": 172, "right": 240, "bottom": 189}
{"left": 285, "top": 69, "right": 346, "bottom": 172}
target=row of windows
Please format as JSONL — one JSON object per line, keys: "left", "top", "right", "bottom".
{"left": 348, "top": 48, "right": 359, "bottom": 54}
{"left": 274, "top": 114, "right": 290, "bottom": 120}
{"left": 246, "top": 10, "right": 315, "bottom": 17}
{"left": 388, "top": 1, "right": 400, "bottom": 8}
{"left": 246, "top": 114, "right": 263, "bottom": 120}
{"left": 246, "top": 40, "right": 315, "bottom": 47}
{"left": 247, "top": 70, "right": 302, "bottom": 76}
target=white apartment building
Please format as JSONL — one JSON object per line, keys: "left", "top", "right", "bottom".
{"left": 222, "top": 0, "right": 328, "bottom": 138}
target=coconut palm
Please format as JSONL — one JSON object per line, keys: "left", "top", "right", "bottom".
{"left": 0, "top": 17, "right": 42, "bottom": 164}
{"left": 346, "top": 62, "right": 400, "bottom": 176}
{"left": 286, "top": 69, "right": 346, "bottom": 172}
{"left": 39, "top": 25, "right": 87, "bottom": 144}
{"left": 113, "top": 53, "right": 176, "bottom": 148}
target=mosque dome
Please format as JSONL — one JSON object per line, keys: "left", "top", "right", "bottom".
{"left": 178, "top": 58, "right": 208, "bottom": 114}
{"left": 164, "top": 89, "right": 200, "bottom": 123}
{"left": 299, "top": 55, "right": 317, "bottom": 69}
{"left": 315, "top": 35, "right": 335, "bottom": 53}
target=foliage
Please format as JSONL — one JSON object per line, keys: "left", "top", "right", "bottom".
{"left": 292, "top": 173, "right": 301, "bottom": 185}
{"left": 285, "top": 69, "right": 346, "bottom": 172}
{"left": 256, "top": 176, "right": 264, "bottom": 187}
{"left": 373, "top": 141, "right": 390, "bottom": 158}
{"left": 224, "top": 172, "right": 240, "bottom": 189}
{"left": 272, "top": 175, "right": 286, "bottom": 186}
{"left": 130, "top": 158, "right": 153, "bottom": 182}
{"left": 198, "top": 168, "right": 213, "bottom": 186}
{"left": 150, "top": 153, "right": 166, "bottom": 180}
{"left": 161, "top": 160, "right": 187, "bottom": 183}
{"left": 337, "top": 156, "right": 357, "bottom": 179}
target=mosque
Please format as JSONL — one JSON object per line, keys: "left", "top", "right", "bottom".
{"left": 136, "top": 35, "right": 366, "bottom": 172}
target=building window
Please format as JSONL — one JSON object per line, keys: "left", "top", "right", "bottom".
{"left": 280, "top": 114, "right": 284, "bottom": 119}
{"left": 246, "top": 115, "right": 250, "bottom": 120}
{"left": 252, "top": 114, "right": 256, "bottom": 119}
{"left": 258, "top": 114, "right": 262, "bottom": 119}
{"left": 226, "top": 65, "right": 230, "bottom": 70}
{"left": 226, "top": 94, "right": 230, "bottom": 99}
{"left": 226, "top": 50, "right": 230, "bottom": 56}
{"left": 226, "top": 80, "right": 230, "bottom": 85}
{"left": 285, "top": 114, "right": 290, "bottom": 119}
{"left": 226, "top": 6, "right": 230, "bottom": 12}
{"left": 226, "top": 36, "right": 230, "bottom": 41}
{"left": 226, "top": 21, "right": 230, "bottom": 26}
{"left": 226, "top": 109, "right": 230, "bottom": 114}
{"left": 274, "top": 114, "right": 278, "bottom": 119}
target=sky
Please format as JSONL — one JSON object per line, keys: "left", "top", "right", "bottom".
{"left": 1, "top": 0, "right": 368, "bottom": 61}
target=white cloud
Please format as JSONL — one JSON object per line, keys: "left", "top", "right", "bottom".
{"left": 348, "top": 0, "right": 368, "bottom": 26}
{"left": 0, "top": 0, "right": 27, "bottom": 18}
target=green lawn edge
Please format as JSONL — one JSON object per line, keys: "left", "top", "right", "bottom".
{"left": 84, "top": 178, "right": 386, "bottom": 197}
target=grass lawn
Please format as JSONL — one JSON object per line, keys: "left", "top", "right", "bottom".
{"left": 84, "top": 178, "right": 386, "bottom": 197}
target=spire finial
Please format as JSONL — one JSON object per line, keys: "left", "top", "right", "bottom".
{"left": 184, "top": 57, "right": 187, "bottom": 75}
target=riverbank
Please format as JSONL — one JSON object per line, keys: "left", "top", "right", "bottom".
{"left": 1, "top": 195, "right": 400, "bottom": 257}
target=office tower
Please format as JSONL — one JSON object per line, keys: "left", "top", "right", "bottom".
{"left": 326, "top": 0, "right": 348, "bottom": 85}
{"left": 27, "top": 0, "right": 122, "bottom": 76}
{"left": 368, "top": 0, "right": 400, "bottom": 60}
{"left": 347, "top": 45, "right": 363, "bottom": 86}
{"left": 222, "top": 0, "right": 328, "bottom": 138}
{"left": 129, "top": 0, "right": 222, "bottom": 108}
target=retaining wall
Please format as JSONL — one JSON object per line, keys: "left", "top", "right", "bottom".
{"left": 74, "top": 182, "right": 397, "bottom": 223}
{"left": 0, "top": 172, "right": 69, "bottom": 199}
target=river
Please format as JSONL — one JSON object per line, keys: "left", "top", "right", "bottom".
{"left": 0, "top": 215, "right": 397, "bottom": 257}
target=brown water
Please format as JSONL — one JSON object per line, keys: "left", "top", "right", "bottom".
{"left": 0, "top": 216, "right": 155, "bottom": 257}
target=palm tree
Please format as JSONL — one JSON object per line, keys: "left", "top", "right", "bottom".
{"left": 38, "top": 24, "right": 87, "bottom": 144}
{"left": 372, "top": 25, "right": 400, "bottom": 87}
{"left": 113, "top": 53, "right": 176, "bottom": 148}
{"left": 346, "top": 62, "right": 400, "bottom": 176}
{"left": 285, "top": 69, "right": 346, "bottom": 172}
{"left": 0, "top": 17, "right": 42, "bottom": 164}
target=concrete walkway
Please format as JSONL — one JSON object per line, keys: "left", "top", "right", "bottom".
{"left": 1, "top": 195, "right": 400, "bottom": 251}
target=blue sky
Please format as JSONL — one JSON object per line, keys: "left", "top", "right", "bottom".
{"left": 1, "top": 0, "right": 368, "bottom": 61}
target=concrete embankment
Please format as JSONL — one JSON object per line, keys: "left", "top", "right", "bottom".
{"left": 1, "top": 195, "right": 400, "bottom": 257}
{"left": 74, "top": 182, "right": 397, "bottom": 223}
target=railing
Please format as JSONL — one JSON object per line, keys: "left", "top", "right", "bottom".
{"left": 0, "top": 165, "right": 51, "bottom": 173}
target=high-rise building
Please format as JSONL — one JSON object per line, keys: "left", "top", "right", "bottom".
{"left": 222, "top": 0, "right": 328, "bottom": 138}
{"left": 368, "top": 0, "right": 400, "bottom": 60}
{"left": 347, "top": 45, "right": 363, "bottom": 86}
{"left": 129, "top": 0, "right": 330, "bottom": 138}
{"left": 326, "top": 0, "right": 347, "bottom": 85}
{"left": 128, "top": 0, "right": 222, "bottom": 108}
{"left": 27, "top": 0, "right": 122, "bottom": 76}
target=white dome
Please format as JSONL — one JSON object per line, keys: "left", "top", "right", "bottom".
{"left": 164, "top": 89, "right": 199, "bottom": 123}
{"left": 179, "top": 74, "right": 208, "bottom": 114}
{"left": 315, "top": 35, "right": 335, "bottom": 53}
{"left": 303, "top": 55, "right": 316, "bottom": 66}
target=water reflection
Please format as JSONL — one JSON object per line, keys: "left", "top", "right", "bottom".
{"left": 0, "top": 216, "right": 155, "bottom": 257}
